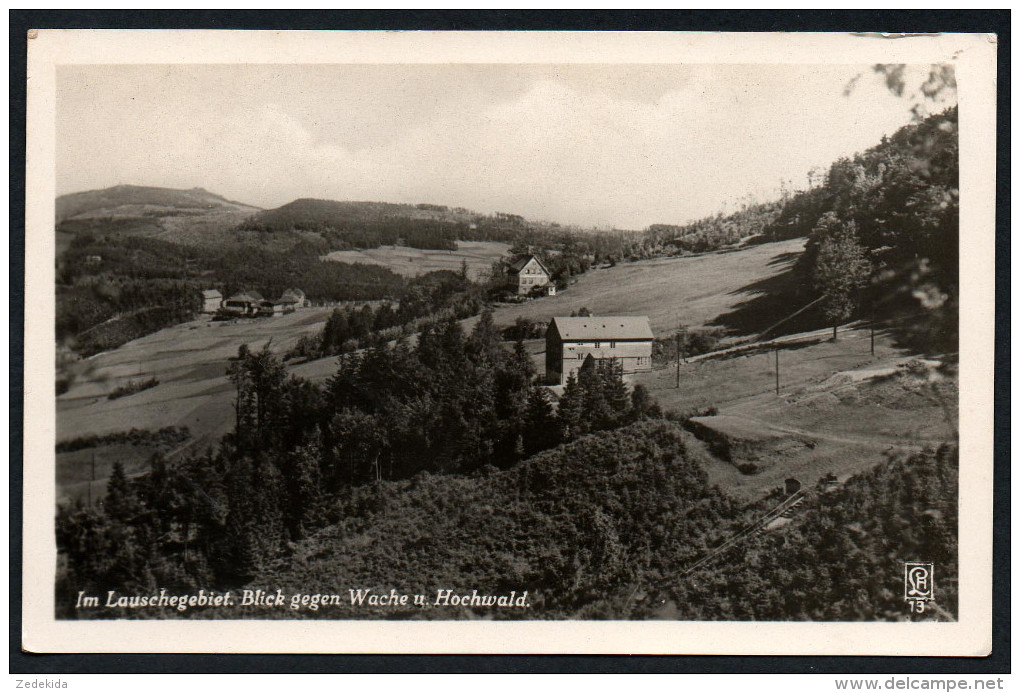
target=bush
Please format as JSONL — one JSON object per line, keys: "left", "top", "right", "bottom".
{"left": 652, "top": 328, "right": 724, "bottom": 364}
{"left": 502, "top": 317, "right": 547, "bottom": 341}
{"left": 56, "top": 426, "right": 190, "bottom": 453}
{"left": 107, "top": 377, "right": 160, "bottom": 400}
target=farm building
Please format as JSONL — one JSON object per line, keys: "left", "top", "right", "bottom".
{"left": 220, "top": 292, "right": 261, "bottom": 317}
{"left": 277, "top": 288, "right": 307, "bottom": 310}
{"left": 200, "top": 289, "right": 223, "bottom": 314}
{"left": 545, "top": 315, "right": 654, "bottom": 385}
{"left": 257, "top": 300, "right": 283, "bottom": 317}
{"left": 508, "top": 254, "right": 553, "bottom": 296}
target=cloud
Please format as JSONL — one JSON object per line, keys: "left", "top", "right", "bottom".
{"left": 57, "top": 64, "right": 952, "bottom": 228}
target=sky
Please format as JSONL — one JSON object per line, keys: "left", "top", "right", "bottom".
{"left": 56, "top": 63, "right": 955, "bottom": 229}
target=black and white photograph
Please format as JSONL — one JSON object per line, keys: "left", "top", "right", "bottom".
{"left": 21, "top": 29, "right": 997, "bottom": 655}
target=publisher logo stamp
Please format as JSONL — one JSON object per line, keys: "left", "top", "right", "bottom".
{"left": 904, "top": 562, "right": 934, "bottom": 612}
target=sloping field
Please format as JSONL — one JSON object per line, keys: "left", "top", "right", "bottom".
{"left": 633, "top": 327, "right": 957, "bottom": 499}
{"left": 486, "top": 237, "right": 806, "bottom": 334}
{"left": 322, "top": 241, "right": 511, "bottom": 279}
{"left": 57, "top": 309, "right": 336, "bottom": 450}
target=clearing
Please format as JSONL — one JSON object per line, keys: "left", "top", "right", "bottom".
{"left": 322, "top": 241, "right": 511, "bottom": 279}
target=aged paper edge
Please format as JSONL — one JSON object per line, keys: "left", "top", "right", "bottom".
{"left": 22, "top": 30, "right": 997, "bottom": 655}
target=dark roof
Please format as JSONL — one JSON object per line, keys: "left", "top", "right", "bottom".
{"left": 225, "top": 292, "right": 260, "bottom": 303}
{"left": 509, "top": 254, "right": 550, "bottom": 275}
{"left": 550, "top": 316, "right": 654, "bottom": 341}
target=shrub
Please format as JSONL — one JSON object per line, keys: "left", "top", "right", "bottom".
{"left": 107, "top": 377, "right": 160, "bottom": 400}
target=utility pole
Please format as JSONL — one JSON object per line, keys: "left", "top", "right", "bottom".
{"left": 774, "top": 347, "right": 780, "bottom": 395}
{"left": 870, "top": 320, "right": 876, "bottom": 356}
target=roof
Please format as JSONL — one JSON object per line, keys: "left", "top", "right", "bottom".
{"left": 550, "top": 316, "right": 654, "bottom": 341}
{"left": 280, "top": 288, "right": 305, "bottom": 300}
{"left": 225, "top": 292, "right": 260, "bottom": 303}
{"left": 509, "top": 254, "right": 550, "bottom": 275}
{"left": 201, "top": 289, "right": 222, "bottom": 299}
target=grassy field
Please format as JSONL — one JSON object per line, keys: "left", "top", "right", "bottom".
{"left": 632, "top": 326, "right": 957, "bottom": 499}
{"left": 322, "top": 241, "right": 511, "bottom": 279}
{"left": 57, "top": 308, "right": 336, "bottom": 451}
{"left": 483, "top": 237, "right": 807, "bottom": 335}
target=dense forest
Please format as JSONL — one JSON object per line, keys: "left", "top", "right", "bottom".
{"left": 670, "top": 445, "right": 958, "bottom": 621}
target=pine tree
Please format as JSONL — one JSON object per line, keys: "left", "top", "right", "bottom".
{"left": 103, "top": 460, "right": 140, "bottom": 524}
{"left": 600, "top": 358, "right": 631, "bottom": 426}
{"left": 467, "top": 307, "right": 502, "bottom": 365}
{"left": 282, "top": 432, "right": 327, "bottom": 538}
{"left": 523, "top": 387, "right": 560, "bottom": 455}
{"left": 557, "top": 373, "right": 586, "bottom": 441}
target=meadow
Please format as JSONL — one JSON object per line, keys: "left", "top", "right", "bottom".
{"left": 322, "top": 240, "right": 511, "bottom": 279}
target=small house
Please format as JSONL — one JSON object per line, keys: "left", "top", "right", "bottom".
{"left": 221, "top": 292, "right": 261, "bottom": 317}
{"left": 200, "top": 289, "right": 223, "bottom": 314}
{"left": 257, "top": 300, "right": 282, "bottom": 317}
{"left": 277, "top": 288, "right": 307, "bottom": 311}
{"left": 508, "top": 254, "right": 552, "bottom": 296}
{"left": 545, "top": 315, "right": 654, "bottom": 385}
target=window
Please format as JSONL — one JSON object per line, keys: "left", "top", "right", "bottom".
{"left": 594, "top": 341, "right": 601, "bottom": 348}
{"left": 610, "top": 340, "right": 616, "bottom": 348}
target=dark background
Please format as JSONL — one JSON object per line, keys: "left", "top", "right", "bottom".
{"left": 9, "top": 9, "right": 1010, "bottom": 675}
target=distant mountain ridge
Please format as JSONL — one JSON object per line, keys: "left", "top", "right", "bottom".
{"left": 245, "top": 197, "right": 484, "bottom": 232}
{"left": 56, "top": 184, "right": 260, "bottom": 223}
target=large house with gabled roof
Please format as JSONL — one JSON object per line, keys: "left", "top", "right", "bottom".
{"left": 545, "top": 315, "right": 654, "bottom": 385}
{"left": 507, "top": 254, "right": 553, "bottom": 296}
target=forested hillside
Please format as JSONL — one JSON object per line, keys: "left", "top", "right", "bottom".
{"left": 57, "top": 233, "right": 405, "bottom": 356}
{"left": 57, "top": 402, "right": 957, "bottom": 622}
{"left": 239, "top": 199, "right": 466, "bottom": 250}
{"left": 756, "top": 107, "right": 959, "bottom": 346}
{"left": 672, "top": 445, "right": 958, "bottom": 621}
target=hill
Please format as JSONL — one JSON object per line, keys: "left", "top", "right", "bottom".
{"left": 56, "top": 184, "right": 258, "bottom": 222}
{"left": 235, "top": 424, "right": 955, "bottom": 621}
{"left": 56, "top": 185, "right": 261, "bottom": 250}
{"left": 241, "top": 198, "right": 486, "bottom": 251}
{"left": 246, "top": 198, "right": 479, "bottom": 230}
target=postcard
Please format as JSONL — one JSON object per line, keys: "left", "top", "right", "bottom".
{"left": 22, "top": 29, "right": 997, "bottom": 655}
